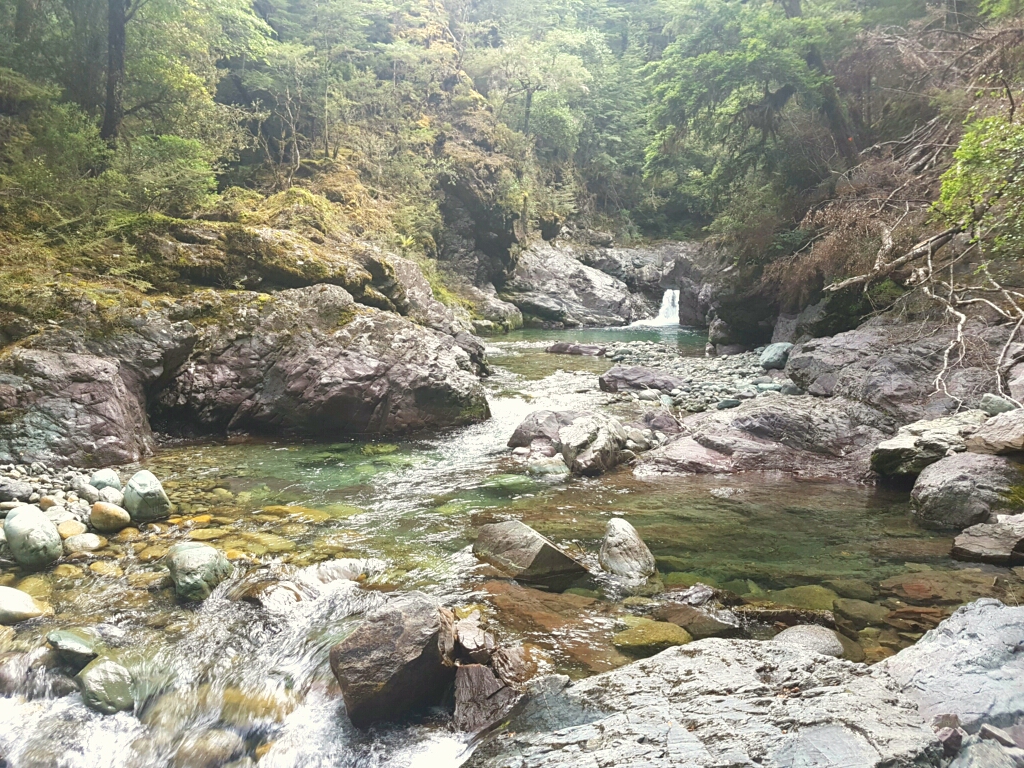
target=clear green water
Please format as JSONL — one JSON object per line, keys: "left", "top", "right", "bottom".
{"left": 1, "top": 329, "right": 1019, "bottom": 768}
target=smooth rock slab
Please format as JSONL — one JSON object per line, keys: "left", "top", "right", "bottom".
{"left": 329, "top": 591, "right": 455, "bottom": 728}
{"left": 472, "top": 520, "right": 587, "bottom": 592}
{"left": 165, "top": 542, "right": 232, "bottom": 601}
{"left": 123, "top": 470, "right": 172, "bottom": 523}
{"left": 3, "top": 506, "right": 62, "bottom": 568}
{"left": 870, "top": 410, "right": 988, "bottom": 477}
{"left": 598, "top": 518, "right": 655, "bottom": 581}
{"left": 952, "top": 515, "right": 1024, "bottom": 565}
{"left": 463, "top": 638, "right": 941, "bottom": 768}
{"left": 0, "top": 586, "right": 50, "bottom": 624}
{"left": 880, "top": 599, "right": 1024, "bottom": 733}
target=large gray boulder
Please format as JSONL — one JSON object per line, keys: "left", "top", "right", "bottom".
{"left": 966, "top": 408, "right": 1024, "bottom": 454}
{"left": 3, "top": 505, "right": 62, "bottom": 568}
{"left": 772, "top": 624, "right": 844, "bottom": 657}
{"left": 870, "top": 410, "right": 988, "bottom": 477}
{"left": 0, "top": 477, "right": 33, "bottom": 503}
{"left": 154, "top": 285, "right": 489, "bottom": 437}
{"left": 165, "top": 542, "right": 232, "bottom": 601}
{"left": 329, "top": 591, "right": 455, "bottom": 728}
{"left": 557, "top": 413, "right": 628, "bottom": 476}
{"left": 759, "top": 342, "right": 793, "bottom": 371}
{"left": 472, "top": 520, "right": 588, "bottom": 591}
{"left": 636, "top": 395, "right": 891, "bottom": 480}
{"left": 464, "top": 638, "right": 940, "bottom": 768}
{"left": 786, "top": 325, "right": 999, "bottom": 422}
{"left": 599, "top": 518, "right": 655, "bottom": 582}
{"left": 880, "top": 599, "right": 1024, "bottom": 733}
{"left": 911, "top": 452, "right": 1022, "bottom": 530}
{"left": 123, "top": 470, "right": 172, "bottom": 522}
{"left": 507, "top": 411, "right": 581, "bottom": 450}
{"left": 500, "top": 243, "right": 647, "bottom": 327}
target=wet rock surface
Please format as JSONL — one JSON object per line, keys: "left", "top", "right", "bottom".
{"left": 598, "top": 518, "right": 655, "bottom": 582}
{"left": 472, "top": 520, "right": 588, "bottom": 591}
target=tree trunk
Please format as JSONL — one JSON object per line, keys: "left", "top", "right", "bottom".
{"left": 14, "top": 0, "right": 36, "bottom": 44}
{"left": 101, "top": 0, "right": 127, "bottom": 143}
{"left": 524, "top": 88, "right": 534, "bottom": 136}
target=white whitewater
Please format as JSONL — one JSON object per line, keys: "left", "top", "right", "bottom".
{"left": 632, "top": 288, "right": 680, "bottom": 327}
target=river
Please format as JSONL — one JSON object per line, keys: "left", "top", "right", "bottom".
{"left": 0, "top": 325, "right": 980, "bottom": 768}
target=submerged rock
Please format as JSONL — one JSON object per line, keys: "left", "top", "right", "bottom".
{"left": 612, "top": 618, "right": 692, "bottom": 656}
{"left": 463, "top": 638, "right": 940, "bottom": 768}
{"left": 165, "top": 542, "right": 232, "bottom": 601}
{"left": 881, "top": 599, "right": 1024, "bottom": 732}
{"left": 598, "top": 518, "right": 655, "bottom": 582}
{"left": 3, "top": 505, "right": 62, "bottom": 568}
{"left": 472, "top": 520, "right": 588, "bottom": 591}
{"left": 911, "top": 452, "right": 1022, "bottom": 530}
{"left": 76, "top": 655, "right": 134, "bottom": 714}
{"left": 123, "top": 470, "right": 172, "bottom": 523}
{"left": 870, "top": 410, "right": 988, "bottom": 477}
{"left": 329, "top": 591, "right": 455, "bottom": 728}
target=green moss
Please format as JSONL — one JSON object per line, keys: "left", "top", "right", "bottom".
{"left": 1002, "top": 485, "right": 1024, "bottom": 509}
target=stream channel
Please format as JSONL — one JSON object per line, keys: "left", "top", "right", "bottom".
{"left": 0, "top": 325, "right": 1003, "bottom": 768}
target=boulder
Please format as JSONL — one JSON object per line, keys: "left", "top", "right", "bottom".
{"left": 599, "top": 366, "right": 687, "bottom": 394}
{"left": 461, "top": 283, "right": 523, "bottom": 334}
{"left": 0, "top": 586, "right": 50, "bottom": 624}
{"left": 46, "top": 627, "right": 102, "bottom": 669}
{"left": 772, "top": 624, "right": 844, "bottom": 657}
{"left": 3, "top": 505, "right": 62, "bottom": 568}
{"left": 165, "top": 542, "right": 232, "bottom": 601}
{"left": 612, "top": 619, "right": 692, "bottom": 656}
{"left": 154, "top": 286, "right": 489, "bottom": 438}
{"left": 76, "top": 655, "right": 134, "bottom": 714}
{"left": 90, "top": 502, "right": 132, "bottom": 533}
{"left": 759, "top": 342, "right": 793, "bottom": 371}
{"left": 558, "top": 413, "right": 628, "bottom": 476}
{"left": 123, "top": 470, "right": 172, "bottom": 522}
{"left": 507, "top": 411, "right": 581, "bottom": 450}
{"left": 952, "top": 515, "right": 1024, "bottom": 565}
{"left": 833, "top": 598, "right": 890, "bottom": 628}
{"left": 598, "top": 518, "right": 655, "bottom": 582}
{"left": 881, "top": 599, "right": 1024, "bottom": 732}
{"left": 472, "top": 520, "right": 588, "bottom": 591}
{"left": 0, "top": 478, "right": 33, "bottom": 503}
{"left": 453, "top": 663, "right": 520, "bottom": 733}
{"left": 966, "top": 408, "right": 1024, "bottom": 454}
{"left": 463, "top": 638, "right": 940, "bottom": 768}
{"left": 870, "top": 410, "right": 988, "bottom": 477}
{"left": 911, "top": 453, "right": 1022, "bottom": 530}
{"left": 980, "top": 393, "right": 1018, "bottom": 416}
{"left": 329, "top": 591, "right": 455, "bottom": 728}
{"left": 97, "top": 486, "right": 124, "bottom": 506}
{"left": 89, "top": 468, "right": 122, "bottom": 491}
{"left": 500, "top": 243, "right": 647, "bottom": 327}
{"left": 545, "top": 343, "right": 605, "bottom": 356}
{"left": 63, "top": 532, "right": 106, "bottom": 555}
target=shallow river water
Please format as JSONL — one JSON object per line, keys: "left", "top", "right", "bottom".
{"left": 0, "top": 326, "right": 1018, "bottom": 768}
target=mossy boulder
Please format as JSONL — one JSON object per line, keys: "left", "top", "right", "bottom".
{"left": 612, "top": 618, "right": 692, "bottom": 657}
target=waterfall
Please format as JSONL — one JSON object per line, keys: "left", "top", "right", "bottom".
{"left": 632, "top": 289, "right": 680, "bottom": 326}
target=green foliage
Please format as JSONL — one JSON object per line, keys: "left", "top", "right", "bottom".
{"left": 938, "top": 116, "right": 1024, "bottom": 258}
{"left": 107, "top": 136, "right": 217, "bottom": 216}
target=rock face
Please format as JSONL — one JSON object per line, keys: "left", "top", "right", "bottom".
{"left": 966, "top": 408, "right": 1024, "bottom": 454}
{"left": 870, "top": 410, "right": 988, "bottom": 477}
{"left": 0, "top": 349, "right": 155, "bottom": 467}
{"left": 472, "top": 520, "right": 588, "bottom": 591}
{"left": 3, "top": 505, "right": 62, "bottom": 568}
{"left": 881, "top": 599, "right": 1024, "bottom": 732}
{"left": 165, "top": 542, "right": 232, "bottom": 601}
{"left": 598, "top": 518, "right": 655, "bottom": 582}
{"left": 637, "top": 395, "right": 891, "bottom": 479}
{"left": 463, "top": 639, "right": 940, "bottom": 768}
{"left": 910, "top": 452, "right": 1022, "bottom": 530}
{"left": 155, "top": 285, "right": 489, "bottom": 438}
{"left": 0, "top": 586, "right": 50, "bottom": 624}
{"left": 500, "top": 243, "right": 647, "bottom": 327}
{"left": 786, "top": 325, "right": 998, "bottom": 422}
{"left": 123, "top": 470, "right": 172, "bottom": 523}
{"left": 329, "top": 592, "right": 455, "bottom": 728}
